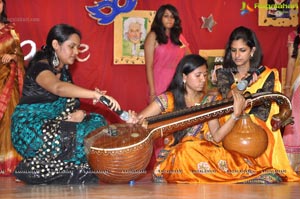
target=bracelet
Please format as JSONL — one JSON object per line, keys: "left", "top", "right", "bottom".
{"left": 82, "top": 110, "right": 90, "bottom": 122}
{"left": 230, "top": 113, "right": 240, "bottom": 121}
{"left": 82, "top": 110, "right": 87, "bottom": 118}
{"left": 93, "top": 88, "right": 102, "bottom": 105}
{"left": 284, "top": 85, "right": 291, "bottom": 89}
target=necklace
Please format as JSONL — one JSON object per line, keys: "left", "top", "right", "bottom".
{"left": 185, "top": 93, "right": 204, "bottom": 107}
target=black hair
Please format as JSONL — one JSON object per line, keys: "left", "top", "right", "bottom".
{"left": 167, "top": 54, "right": 208, "bottom": 110}
{"left": 27, "top": 24, "right": 81, "bottom": 69}
{"left": 0, "top": 0, "right": 10, "bottom": 24}
{"left": 291, "top": 25, "right": 300, "bottom": 58}
{"left": 223, "top": 26, "right": 263, "bottom": 73}
{"left": 166, "top": 54, "right": 208, "bottom": 145}
{"left": 150, "top": 4, "right": 182, "bottom": 46}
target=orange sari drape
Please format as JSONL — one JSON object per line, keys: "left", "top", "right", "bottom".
{"left": 153, "top": 86, "right": 300, "bottom": 183}
{"left": 242, "top": 67, "right": 299, "bottom": 181}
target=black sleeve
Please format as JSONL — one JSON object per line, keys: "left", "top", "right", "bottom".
{"left": 249, "top": 71, "right": 275, "bottom": 121}
{"left": 29, "top": 62, "right": 53, "bottom": 80}
{"left": 20, "top": 62, "right": 58, "bottom": 104}
{"left": 216, "top": 68, "right": 235, "bottom": 99}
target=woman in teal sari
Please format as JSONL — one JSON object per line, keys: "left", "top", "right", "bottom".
{"left": 11, "top": 24, "right": 121, "bottom": 184}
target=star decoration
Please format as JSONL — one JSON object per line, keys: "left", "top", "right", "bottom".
{"left": 201, "top": 14, "right": 217, "bottom": 32}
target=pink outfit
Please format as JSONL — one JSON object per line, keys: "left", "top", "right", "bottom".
{"left": 283, "top": 30, "right": 300, "bottom": 173}
{"left": 283, "top": 79, "right": 300, "bottom": 172}
{"left": 153, "top": 34, "right": 189, "bottom": 95}
{"left": 288, "top": 30, "right": 299, "bottom": 46}
{"left": 284, "top": 81, "right": 300, "bottom": 152}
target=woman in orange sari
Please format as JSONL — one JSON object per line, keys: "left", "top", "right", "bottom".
{"left": 130, "top": 54, "right": 299, "bottom": 183}
{"left": 0, "top": 0, "right": 25, "bottom": 176}
{"left": 216, "top": 26, "right": 299, "bottom": 181}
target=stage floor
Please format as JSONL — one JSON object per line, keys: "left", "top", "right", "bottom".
{"left": 1, "top": 173, "right": 300, "bottom": 199}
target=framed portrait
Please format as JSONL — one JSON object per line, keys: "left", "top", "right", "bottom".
{"left": 113, "top": 10, "right": 155, "bottom": 65}
{"left": 199, "top": 49, "right": 225, "bottom": 93}
{"left": 258, "top": 0, "right": 299, "bottom": 26}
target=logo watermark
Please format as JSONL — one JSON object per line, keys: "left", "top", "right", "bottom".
{"left": 240, "top": 2, "right": 254, "bottom": 15}
{"left": 240, "top": 1, "right": 299, "bottom": 16}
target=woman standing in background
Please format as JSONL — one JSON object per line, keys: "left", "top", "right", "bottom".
{"left": 283, "top": 25, "right": 300, "bottom": 98}
{"left": 283, "top": 25, "right": 300, "bottom": 174}
{"left": 144, "top": 4, "right": 191, "bottom": 103}
{"left": 0, "top": 0, "right": 24, "bottom": 176}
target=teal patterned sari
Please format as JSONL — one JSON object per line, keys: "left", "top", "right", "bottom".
{"left": 11, "top": 66, "right": 106, "bottom": 184}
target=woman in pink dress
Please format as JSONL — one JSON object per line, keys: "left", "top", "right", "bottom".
{"left": 284, "top": 26, "right": 300, "bottom": 98}
{"left": 283, "top": 25, "right": 300, "bottom": 174}
{"left": 144, "top": 4, "right": 191, "bottom": 169}
{"left": 144, "top": 4, "right": 191, "bottom": 102}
